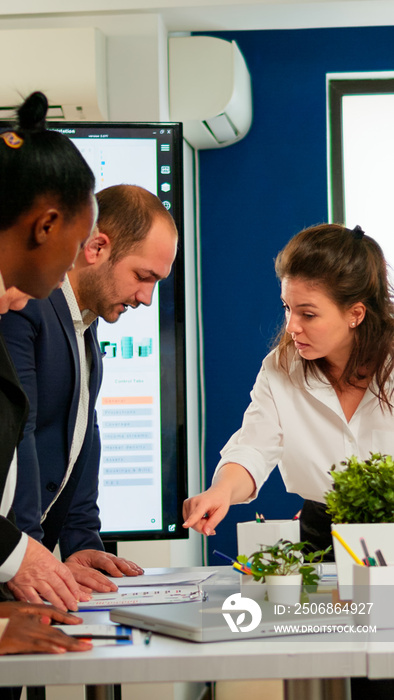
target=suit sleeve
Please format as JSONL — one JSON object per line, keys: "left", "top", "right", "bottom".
{"left": 0, "top": 516, "right": 23, "bottom": 567}
{"left": 58, "top": 410, "right": 104, "bottom": 559}
{"left": 0, "top": 528, "right": 28, "bottom": 582}
{"left": 0, "top": 309, "right": 45, "bottom": 542}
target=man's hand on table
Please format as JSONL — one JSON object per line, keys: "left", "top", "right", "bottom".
{"left": 6, "top": 536, "right": 91, "bottom": 612}
{"left": 65, "top": 549, "right": 144, "bottom": 592}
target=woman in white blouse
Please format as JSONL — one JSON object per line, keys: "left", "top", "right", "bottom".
{"left": 183, "top": 223, "right": 394, "bottom": 553}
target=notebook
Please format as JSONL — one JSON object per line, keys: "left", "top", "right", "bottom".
{"left": 110, "top": 594, "right": 353, "bottom": 643}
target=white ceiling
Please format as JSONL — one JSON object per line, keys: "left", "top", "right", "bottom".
{"left": 1, "top": 0, "right": 394, "bottom": 31}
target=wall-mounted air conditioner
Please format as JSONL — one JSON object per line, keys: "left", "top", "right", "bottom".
{"left": 169, "top": 36, "right": 253, "bottom": 150}
{"left": 0, "top": 27, "right": 107, "bottom": 121}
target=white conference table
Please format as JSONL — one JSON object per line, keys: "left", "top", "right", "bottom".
{"left": 0, "top": 568, "right": 368, "bottom": 700}
{"left": 366, "top": 630, "right": 394, "bottom": 680}
{"left": 0, "top": 622, "right": 367, "bottom": 699}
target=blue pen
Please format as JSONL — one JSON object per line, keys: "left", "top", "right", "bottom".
{"left": 212, "top": 549, "right": 236, "bottom": 564}
{"left": 213, "top": 549, "right": 251, "bottom": 569}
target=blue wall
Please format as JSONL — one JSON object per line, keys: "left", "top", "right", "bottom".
{"left": 198, "top": 26, "right": 394, "bottom": 563}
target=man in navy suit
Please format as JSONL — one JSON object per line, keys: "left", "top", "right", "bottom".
{"left": 1, "top": 184, "right": 178, "bottom": 593}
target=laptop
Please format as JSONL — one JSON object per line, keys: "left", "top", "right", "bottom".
{"left": 110, "top": 593, "right": 353, "bottom": 643}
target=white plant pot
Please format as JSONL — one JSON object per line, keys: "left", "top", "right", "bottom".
{"left": 265, "top": 573, "right": 302, "bottom": 605}
{"left": 240, "top": 577, "right": 267, "bottom": 604}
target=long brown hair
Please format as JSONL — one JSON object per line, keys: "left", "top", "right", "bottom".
{"left": 274, "top": 223, "right": 394, "bottom": 407}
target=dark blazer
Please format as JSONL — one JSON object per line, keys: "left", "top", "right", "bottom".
{"left": 0, "top": 331, "right": 29, "bottom": 566}
{"left": 0, "top": 289, "right": 104, "bottom": 560}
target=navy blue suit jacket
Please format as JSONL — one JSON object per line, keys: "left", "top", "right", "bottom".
{"left": 0, "top": 289, "right": 104, "bottom": 560}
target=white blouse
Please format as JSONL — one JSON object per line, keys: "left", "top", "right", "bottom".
{"left": 214, "top": 349, "right": 394, "bottom": 503}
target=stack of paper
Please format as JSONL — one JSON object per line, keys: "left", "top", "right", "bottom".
{"left": 78, "top": 570, "right": 216, "bottom": 610}
{"left": 315, "top": 562, "right": 337, "bottom": 582}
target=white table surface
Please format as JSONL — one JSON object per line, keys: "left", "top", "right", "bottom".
{"left": 0, "top": 567, "right": 367, "bottom": 688}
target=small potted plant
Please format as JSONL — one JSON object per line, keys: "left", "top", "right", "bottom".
{"left": 238, "top": 539, "right": 331, "bottom": 605}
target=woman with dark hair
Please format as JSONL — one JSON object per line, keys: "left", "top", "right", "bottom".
{"left": 183, "top": 223, "right": 394, "bottom": 556}
{"left": 0, "top": 91, "right": 97, "bottom": 661}
{"left": 0, "top": 91, "right": 96, "bottom": 300}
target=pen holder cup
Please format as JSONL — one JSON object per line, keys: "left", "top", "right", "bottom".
{"left": 353, "top": 564, "right": 394, "bottom": 629}
{"left": 237, "top": 519, "right": 300, "bottom": 559}
{"left": 331, "top": 523, "right": 394, "bottom": 600}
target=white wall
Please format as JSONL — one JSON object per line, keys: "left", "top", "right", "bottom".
{"left": 3, "top": 0, "right": 394, "bottom": 32}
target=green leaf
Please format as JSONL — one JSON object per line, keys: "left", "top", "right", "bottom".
{"left": 237, "top": 555, "right": 249, "bottom": 565}
{"left": 240, "top": 539, "right": 331, "bottom": 583}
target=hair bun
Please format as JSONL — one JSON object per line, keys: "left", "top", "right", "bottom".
{"left": 16, "top": 91, "right": 48, "bottom": 131}
{"left": 352, "top": 224, "right": 365, "bottom": 240}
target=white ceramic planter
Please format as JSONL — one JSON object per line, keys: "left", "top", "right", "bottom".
{"left": 265, "top": 573, "right": 302, "bottom": 605}
{"left": 240, "top": 577, "right": 267, "bottom": 604}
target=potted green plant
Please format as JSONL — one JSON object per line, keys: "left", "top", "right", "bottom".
{"left": 237, "top": 539, "right": 331, "bottom": 605}
{"left": 324, "top": 452, "right": 394, "bottom": 599}
{"left": 325, "top": 452, "right": 394, "bottom": 523}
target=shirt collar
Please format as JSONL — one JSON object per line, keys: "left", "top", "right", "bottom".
{"left": 61, "top": 275, "right": 97, "bottom": 331}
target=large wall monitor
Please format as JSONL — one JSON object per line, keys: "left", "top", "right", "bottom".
{"left": 51, "top": 122, "right": 187, "bottom": 540}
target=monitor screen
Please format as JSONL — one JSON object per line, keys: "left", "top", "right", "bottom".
{"left": 50, "top": 122, "right": 187, "bottom": 541}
